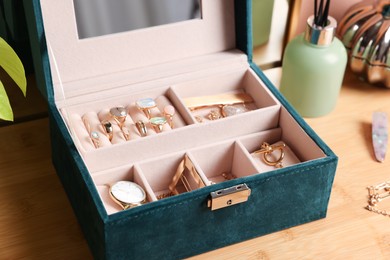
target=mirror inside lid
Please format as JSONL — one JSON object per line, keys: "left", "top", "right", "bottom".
{"left": 39, "top": 0, "right": 238, "bottom": 99}
{"left": 74, "top": 0, "right": 202, "bottom": 39}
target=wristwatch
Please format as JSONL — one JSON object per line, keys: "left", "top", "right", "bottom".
{"left": 109, "top": 181, "right": 146, "bottom": 210}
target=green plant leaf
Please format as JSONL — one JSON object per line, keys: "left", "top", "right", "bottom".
{"left": 0, "top": 80, "right": 13, "bottom": 121}
{"left": 0, "top": 37, "right": 26, "bottom": 97}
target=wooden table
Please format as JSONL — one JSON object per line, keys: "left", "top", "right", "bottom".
{"left": 1, "top": 69, "right": 389, "bottom": 259}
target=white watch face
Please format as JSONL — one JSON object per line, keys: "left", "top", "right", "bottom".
{"left": 111, "top": 181, "right": 146, "bottom": 204}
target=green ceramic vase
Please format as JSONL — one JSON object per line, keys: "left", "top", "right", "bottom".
{"left": 252, "top": 0, "right": 275, "bottom": 46}
{"left": 280, "top": 15, "right": 347, "bottom": 118}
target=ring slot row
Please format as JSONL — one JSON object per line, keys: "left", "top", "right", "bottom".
{"left": 78, "top": 95, "right": 184, "bottom": 149}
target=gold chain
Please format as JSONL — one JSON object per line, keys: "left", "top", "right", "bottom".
{"left": 366, "top": 181, "right": 390, "bottom": 217}
{"left": 156, "top": 192, "right": 174, "bottom": 200}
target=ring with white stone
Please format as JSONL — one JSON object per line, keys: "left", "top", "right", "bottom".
{"left": 136, "top": 98, "right": 157, "bottom": 119}
{"left": 149, "top": 117, "right": 167, "bottom": 133}
{"left": 90, "top": 131, "right": 100, "bottom": 148}
{"left": 135, "top": 121, "right": 148, "bottom": 137}
{"left": 110, "top": 106, "right": 128, "bottom": 127}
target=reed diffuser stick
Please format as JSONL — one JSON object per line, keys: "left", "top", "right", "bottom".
{"left": 314, "top": 0, "right": 331, "bottom": 27}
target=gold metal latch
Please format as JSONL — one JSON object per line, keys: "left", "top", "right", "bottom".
{"left": 207, "top": 184, "right": 251, "bottom": 211}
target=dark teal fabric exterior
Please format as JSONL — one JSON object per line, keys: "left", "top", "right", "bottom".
{"left": 23, "top": 0, "right": 53, "bottom": 100}
{"left": 49, "top": 103, "right": 107, "bottom": 258}
{"left": 25, "top": 0, "right": 338, "bottom": 259}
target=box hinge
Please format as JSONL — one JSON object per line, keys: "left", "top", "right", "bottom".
{"left": 207, "top": 184, "right": 251, "bottom": 211}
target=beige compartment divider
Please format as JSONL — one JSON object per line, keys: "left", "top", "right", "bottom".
{"left": 138, "top": 152, "right": 208, "bottom": 201}
{"left": 167, "top": 87, "right": 200, "bottom": 125}
{"left": 154, "top": 94, "right": 187, "bottom": 128}
{"left": 190, "top": 141, "right": 259, "bottom": 183}
{"left": 279, "top": 108, "right": 326, "bottom": 161}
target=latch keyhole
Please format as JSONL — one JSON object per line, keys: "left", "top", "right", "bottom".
{"left": 227, "top": 199, "right": 232, "bottom": 205}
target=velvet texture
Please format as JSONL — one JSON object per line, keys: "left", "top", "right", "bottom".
{"left": 23, "top": 0, "right": 53, "bottom": 100}
{"left": 25, "top": 0, "right": 338, "bottom": 259}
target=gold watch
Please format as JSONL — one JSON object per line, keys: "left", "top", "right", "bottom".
{"left": 109, "top": 181, "right": 146, "bottom": 210}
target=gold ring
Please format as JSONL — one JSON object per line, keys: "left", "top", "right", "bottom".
{"left": 163, "top": 105, "right": 175, "bottom": 128}
{"left": 110, "top": 106, "right": 127, "bottom": 127}
{"left": 82, "top": 116, "right": 91, "bottom": 134}
{"left": 101, "top": 120, "right": 113, "bottom": 141}
{"left": 135, "top": 121, "right": 148, "bottom": 137}
{"left": 121, "top": 126, "right": 131, "bottom": 141}
{"left": 136, "top": 98, "right": 156, "bottom": 119}
{"left": 90, "top": 131, "right": 100, "bottom": 148}
{"left": 254, "top": 142, "right": 286, "bottom": 168}
{"left": 150, "top": 117, "right": 167, "bottom": 133}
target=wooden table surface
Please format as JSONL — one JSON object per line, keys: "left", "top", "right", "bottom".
{"left": 1, "top": 69, "right": 389, "bottom": 259}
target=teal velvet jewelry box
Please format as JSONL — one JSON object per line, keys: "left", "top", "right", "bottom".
{"left": 24, "top": 0, "right": 337, "bottom": 259}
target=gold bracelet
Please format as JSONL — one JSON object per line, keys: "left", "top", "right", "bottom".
{"left": 253, "top": 142, "right": 286, "bottom": 168}
{"left": 169, "top": 155, "right": 206, "bottom": 195}
{"left": 156, "top": 192, "right": 175, "bottom": 200}
{"left": 183, "top": 92, "right": 254, "bottom": 110}
{"left": 366, "top": 181, "right": 390, "bottom": 217}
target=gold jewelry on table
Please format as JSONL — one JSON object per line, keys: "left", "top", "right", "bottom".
{"left": 366, "top": 181, "right": 390, "bottom": 217}
{"left": 183, "top": 92, "right": 254, "bottom": 110}
{"left": 110, "top": 106, "right": 127, "bottom": 127}
{"left": 136, "top": 98, "right": 157, "bottom": 119}
{"left": 163, "top": 105, "right": 175, "bottom": 128}
{"left": 169, "top": 154, "right": 206, "bottom": 195}
{"left": 109, "top": 181, "right": 147, "bottom": 210}
{"left": 135, "top": 121, "right": 148, "bottom": 137}
{"left": 254, "top": 142, "right": 286, "bottom": 168}
{"left": 101, "top": 120, "right": 114, "bottom": 141}
{"left": 150, "top": 117, "right": 167, "bottom": 133}
{"left": 90, "top": 131, "right": 100, "bottom": 148}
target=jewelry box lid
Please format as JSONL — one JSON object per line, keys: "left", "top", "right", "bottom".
{"left": 24, "top": 0, "right": 252, "bottom": 102}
